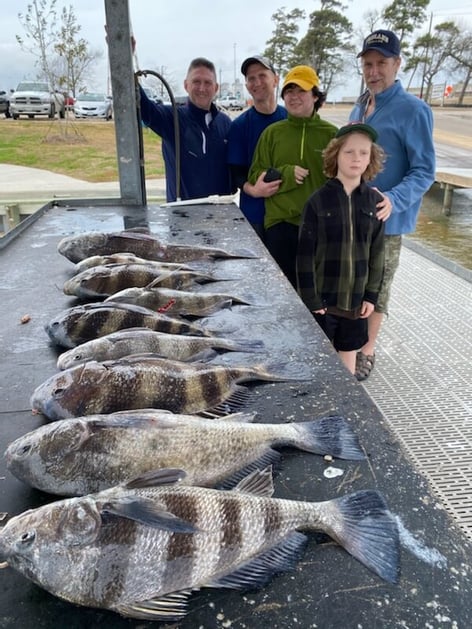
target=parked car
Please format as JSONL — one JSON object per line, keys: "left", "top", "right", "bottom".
{"left": 9, "top": 82, "right": 65, "bottom": 119}
{"left": 216, "top": 95, "right": 245, "bottom": 111}
{"left": 64, "top": 95, "right": 75, "bottom": 110}
{"left": 73, "top": 93, "right": 113, "bottom": 120}
{"left": 0, "top": 90, "right": 11, "bottom": 118}
{"left": 142, "top": 86, "right": 160, "bottom": 103}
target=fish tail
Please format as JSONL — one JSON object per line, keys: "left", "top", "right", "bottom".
{"left": 313, "top": 490, "right": 400, "bottom": 583}
{"left": 288, "top": 416, "right": 365, "bottom": 460}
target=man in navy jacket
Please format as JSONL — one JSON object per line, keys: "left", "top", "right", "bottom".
{"left": 139, "top": 57, "right": 233, "bottom": 202}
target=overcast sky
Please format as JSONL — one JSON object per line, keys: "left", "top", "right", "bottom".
{"left": 1, "top": 0, "right": 471, "bottom": 99}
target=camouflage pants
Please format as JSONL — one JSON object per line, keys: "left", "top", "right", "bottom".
{"left": 375, "top": 235, "right": 402, "bottom": 315}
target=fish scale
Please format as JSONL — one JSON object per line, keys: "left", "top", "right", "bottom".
{"left": 46, "top": 302, "right": 213, "bottom": 349}
{"left": 6, "top": 412, "right": 365, "bottom": 496}
{"left": 57, "top": 230, "right": 257, "bottom": 263}
{"left": 56, "top": 329, "right": 264, "bottom": 370}
{"left": 31, "top": 356, "right": 300, "bottom": 420}
{"left": 0, "top": 470, "right": 399, "bottom": 620}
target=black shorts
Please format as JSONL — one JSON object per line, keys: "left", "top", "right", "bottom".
{"left": 314, "top": 312, "right": 368, "bottom": 352}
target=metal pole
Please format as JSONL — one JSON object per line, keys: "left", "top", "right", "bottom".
{"left": 104, "top": 0, "right": 146, "bottom": 206}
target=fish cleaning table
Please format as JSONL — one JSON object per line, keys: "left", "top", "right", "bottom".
{"left": 0, "top": 201, "right": 471, "bottom": 628}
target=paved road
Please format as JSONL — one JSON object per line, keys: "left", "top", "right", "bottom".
{"left": 321, "top": 105, "right": 472, "bottom": 170}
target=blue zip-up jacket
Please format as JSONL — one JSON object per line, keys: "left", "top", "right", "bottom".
{"left": 350, "top": 80, "right": 435, "bottom": 235}
{"left": 139, "top": 88, "right": 233, "bottom": 202}
{"left": 227, "top": 105, "right": 287, "bottom": 224}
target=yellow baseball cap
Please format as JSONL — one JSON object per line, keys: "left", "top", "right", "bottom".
{"left": 281, "top": 66, "right": 320, "bottom": 96}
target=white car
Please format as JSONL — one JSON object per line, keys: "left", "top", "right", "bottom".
{"left": 217, "top": 96, "right": 245, "bottom": 111}
{"left": 74, "top": 93, "right": 113, "bottom": 120}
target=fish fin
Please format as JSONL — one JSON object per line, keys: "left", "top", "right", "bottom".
{"left": 199, "top": 385, "right": 253, "bottom": 417}
{"left": 207, "top": 532, "right": 307, "bottom": 590}
{"left": 121, "top": 226, "right": 151, "bottom": 235}
{"left": 182, "top": 348, "right": 219, "bottom": 363}
{"left": 223, "top": 338, "right": 265, "bottom": 353}
{"left": 90, "top": 412, "right": 159, "bottom": 430}
{"left": 214, "top": 248, "right": 259, "bottom": 259}
{"left": 123, "top": 467, "right": 187, "bottom": 488}
{"left": 116, "top": 590, "right": 193, "bottom": 621}
{"left": 146, "top": 271, "right": 177, "bottom": 288}
{"left": 101, "top": 495, "right": 197, "bottom": 534}
{"left": 217, "top": 451, "right": 282, "bottom": 490}
{"left": 288, "top": 415, "right": 366, "bottom": 461}
{"left": 232, "top": 466, "right": 275, "bottom": 497}
{"left": 324, "top": 490, "right": 400, "bottom": 583}
{"left": 251, "top": 361, "right": 312, "bottom": 382}
{"left": 219, "top": 411, "right": 258, "bottom": 423}
{"left": 185, "top": 299, "right": 233, "bottom": 316}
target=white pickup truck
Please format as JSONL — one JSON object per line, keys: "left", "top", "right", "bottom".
{"left": 9, "top": 81, "right": 66, "bottom": 120}
{"left": 216, "top": 95, "right": 245, "bottom": 111}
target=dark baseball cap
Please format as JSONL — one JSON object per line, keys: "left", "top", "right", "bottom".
{"left": 335, "top": 122, "right": 378, "bottom": 142}
{"left": 357, "top": 30, "right": 401, "bottom": 58}
{"left": 241, "top": 55, "right": 275, "bottom": 76}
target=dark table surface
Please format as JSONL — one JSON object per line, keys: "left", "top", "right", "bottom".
{"left": 0, "top": 200, "right": 470, "bottom": 628}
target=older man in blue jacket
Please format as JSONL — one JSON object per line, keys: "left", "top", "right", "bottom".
{"left": 350, "top": 29, "right": 436, "bottom": 380}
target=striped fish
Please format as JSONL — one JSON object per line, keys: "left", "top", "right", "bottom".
{"left": 74, "top": 253, "right": 193, "bottom": 274}
{"left": 45, "top": 302, "right": 215, "bottom": 349}
{"left": 30, "top": 356, "right": 307, "bottom": 420}
{"left": 5, "top": 411, "right": 365, "bottom": 495}
{"left": 105, "top": 286, "right": 252, "bottom": 316}
{"left": 56, "top": 328, "right": 264, "bottom": 369}
{"left": 0, "top": 468, "right": 400, "bottom": 621}
{"left": 57, "top": 230, "right": 258, "bottom": 263}
{"left": 63, "top": 265, "right": 222, "bottom": 299}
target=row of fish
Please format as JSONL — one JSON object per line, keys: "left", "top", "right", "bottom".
{"left": 1, "top": 228, "right": 400, "bottom": 622}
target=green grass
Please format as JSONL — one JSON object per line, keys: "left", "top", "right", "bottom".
{"left": 0, "top": 118, "right": 165, "bottom": 182}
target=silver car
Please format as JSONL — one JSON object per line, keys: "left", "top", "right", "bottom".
{"left": 74, "top": 93, "right": 113, "bottom": 120}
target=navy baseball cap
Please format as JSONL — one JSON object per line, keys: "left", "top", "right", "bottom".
{"left": 357, "top": 30, "right": 401, "bottom": 58}
{"left": 335, "top": 122, "right": 378, "bottom": 142}
{"left": 241, "top": 56, "right": 275, "bottom": 76}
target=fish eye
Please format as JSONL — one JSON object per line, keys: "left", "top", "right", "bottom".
{"left": 19, "top": 530, "right": 36, "bottom": 546}
{"left": 73, "top": 353, "right": 84, "bottom": 362}
{"left": 52, "top": 387, "right": 66, "bottom": 399}
{"left": 19, "top": 444, "right": 32, "bottom": 457}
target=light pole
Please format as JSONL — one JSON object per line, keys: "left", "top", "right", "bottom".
{"left": 233, "top": 43, "right": 237, "bottom": 94}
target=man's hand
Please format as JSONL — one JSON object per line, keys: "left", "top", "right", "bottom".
{"left": 373, "top": 188, "right": 392, "bottom": 221}
{"left": 244, "top": 171, "right": 282, "bottom": 198}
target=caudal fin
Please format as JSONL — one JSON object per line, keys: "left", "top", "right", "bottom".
{"left": 290, "top": 416, "right": 365, "bottom": 460}
{"left": 322, "top": 490, "right": 400, "bottom": 583}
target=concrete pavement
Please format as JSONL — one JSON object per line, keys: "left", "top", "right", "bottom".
{"left": 0, "top": 164, "right": 166, "bottom": 203}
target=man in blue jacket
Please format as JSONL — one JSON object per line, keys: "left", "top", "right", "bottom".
{"left": 350, "top": 29, "right": 435, "bottom": 380}
{"left": 139, "top": 57, "right": 233, "bottom": 202}
{"left": 227, "top": 55, "right": 287, "bottom": 240}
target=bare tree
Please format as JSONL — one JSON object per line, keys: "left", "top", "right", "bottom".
{"left": 54, "top": 5, "right": 103, "bottom": 97}
{"left": 405, "top": 21, "right": 460, "bottom": 102}
{"left": 17, "top": 0, "right": 101, "bottom": 94}
{"left": 17, "top": 0, "right": 59, "bottom": 88}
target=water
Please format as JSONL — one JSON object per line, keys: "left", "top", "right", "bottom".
{"left": 410, "top": 184, "right": 472, "bottom": 271}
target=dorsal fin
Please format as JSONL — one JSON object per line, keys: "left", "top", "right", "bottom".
{"left": 232, "top": 466, "right": 274, "bottom": 497}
